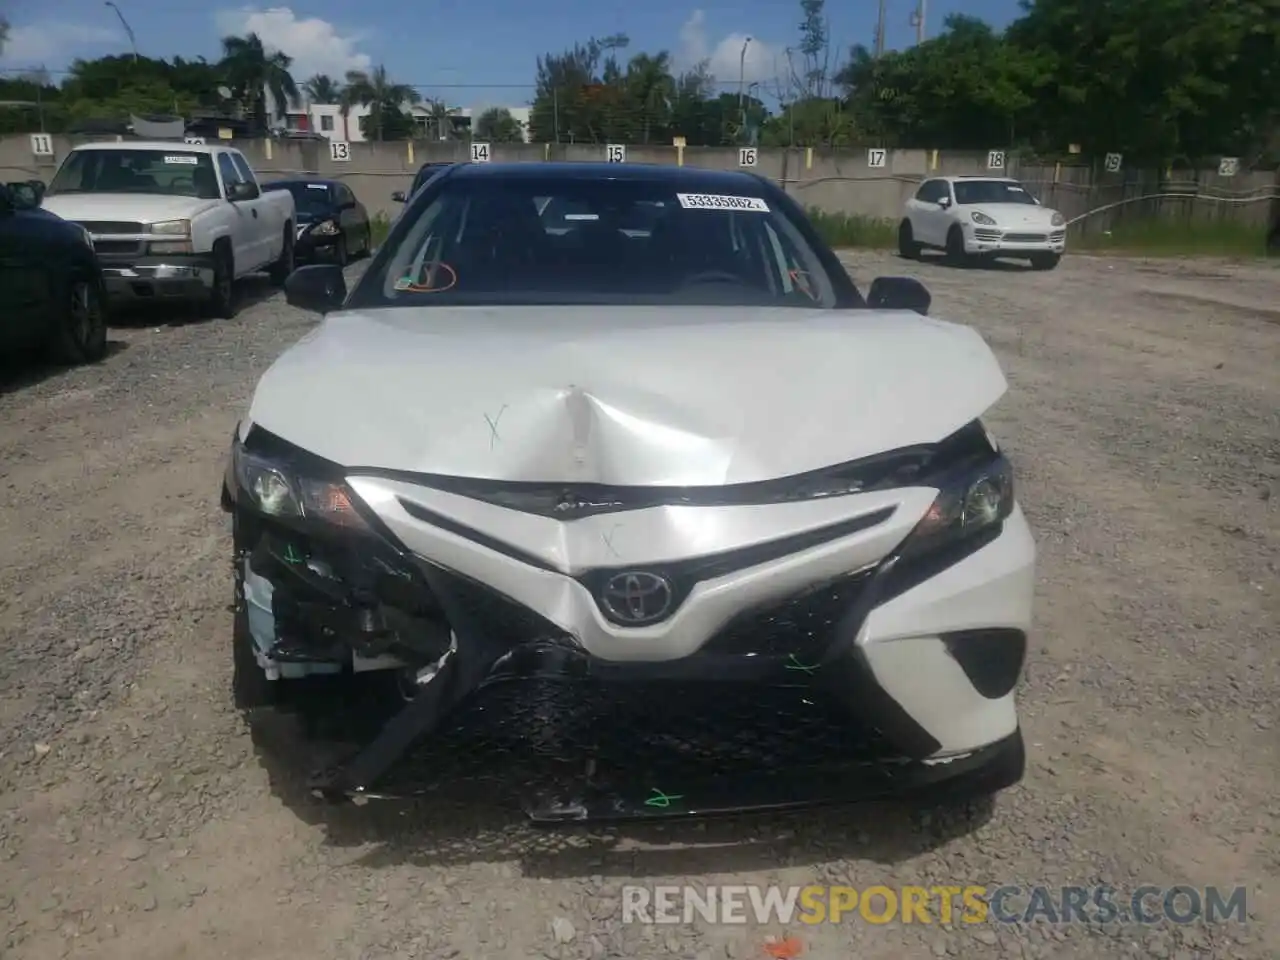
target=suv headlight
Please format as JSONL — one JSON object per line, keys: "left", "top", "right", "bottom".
{"left": 230, "top": 435, "right": 371, "bottom": 532}
{"left": 310, "top": 219, "right": 339, "bottom": 236}
{"left": 897, "top": 453, "right": 1014, "bottom": 560}
{"left": 149, "top": 219, "right": 191, "bottom": 236}
{"left": 1050, "top": 211, "right": 1066, "bottom": 227}
{"left": 971, "top": 211, "right": 998, "bottom": 226}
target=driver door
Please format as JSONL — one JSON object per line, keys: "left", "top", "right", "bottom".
{"left": 216, "top": 153, "right": 257, "bottom": 274}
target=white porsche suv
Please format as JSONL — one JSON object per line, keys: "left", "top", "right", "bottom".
{"left": 899, "top": 175, "right": 1067, "bottom": 270}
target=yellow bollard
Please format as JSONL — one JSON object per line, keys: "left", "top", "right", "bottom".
{"left": 407, "top": 140, "right": 414, "bottom": 165}
{"left": 677, "top": 144, "right": 684, "bottom": 166}
{"left": 805, "top": 146, "right": 813, "bottom": 170}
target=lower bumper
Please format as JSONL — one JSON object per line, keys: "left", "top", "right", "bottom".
{"left": 99, "top": 257, "right": 214, "bottom": 301}
{"left": 965, "top": 235, "right": 1066, "bottom": 256}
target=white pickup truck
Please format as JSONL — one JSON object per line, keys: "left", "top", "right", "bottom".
{"left": 40, "top": 141, "right": 296, "bottom": 318}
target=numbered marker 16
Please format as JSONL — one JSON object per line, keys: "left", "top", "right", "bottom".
{"left": 606, "top": 144, "right": 626, "bottom": 163}
{"left": 738, "top": 147, "right": 757, "bottom": 167}
{"left": 866, "top": 148, "right": 887, "bottom": 169}
{"left": 471, "top": 142, "right": 491, "bottom": 163}
{"left": 329, "top": 140, "right": 351, "bottom": 162}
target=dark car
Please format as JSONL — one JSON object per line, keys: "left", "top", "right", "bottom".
{"left": 0, "top": 182, "right": 108, "bottom": 366}
{"left": 262, "top": 179, "right": 371, "bottom": 267}
{"left": 391, "top": 162, "right": 456, "bottom": 205}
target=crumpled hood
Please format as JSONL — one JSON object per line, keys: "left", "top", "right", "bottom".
{"left": 245, "top": 305, "right": 1008, "bottom": 485}
{"left": 971, "top": 203, "right": 1060, "bottom": 227}
{"left": 40, "top": 193, "right": 219, "bottom": 224}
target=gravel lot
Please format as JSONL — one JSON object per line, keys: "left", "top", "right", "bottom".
{"left": 0, "top": 252, "right": 1276, "bottom": 960}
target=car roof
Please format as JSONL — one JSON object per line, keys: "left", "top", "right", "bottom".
{"left": 264, "top": 178, "right": 339, "bottom": 188}
{"left": 941, "top": 175, "right": 1018, "bottom": 182}
{"left": 68, "top": 140, "right": 226, "bottom": 154}
{"left": 445, "top": 161, "right": 770, "bottom": 192}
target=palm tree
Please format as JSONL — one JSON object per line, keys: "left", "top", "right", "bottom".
{"left": 626, "top": 52, "right": 676, "bottom": 144}
{"left": 303, "top": 73, "right": 342, "bottom": 105}
{"left": 340, "top": 65, "right": 419, "bottom": 141}
{"left": 418, "top": 99, "right": 464, "bottom": 141}
{"left": 219, "top": 32, "right": 299, "bottom": 130}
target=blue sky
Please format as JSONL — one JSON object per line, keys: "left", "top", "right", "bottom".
{"left": 1, "top": 0, "right": 1023, "bottom": 110}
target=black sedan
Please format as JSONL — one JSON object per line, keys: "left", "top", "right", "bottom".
{"left": 0, "top": 181, "right": 108, "bottom": 366}
{"left": 262, "top": 179, "right": 372, "bottom": 267}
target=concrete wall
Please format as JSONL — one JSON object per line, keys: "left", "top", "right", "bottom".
{"left": 2, "top": 134, "right": 1274, "bottom": 233}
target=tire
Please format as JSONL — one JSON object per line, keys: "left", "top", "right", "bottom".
{"left": 897, "top": 220, "right": 921, "bottom": 260}
{"left": 268, "top": 226, "right": 295, "bottom": 286}
{"left": 1030, "top": 252, "right": 1061, "bottom": 271}
{"left": 206, "top": 242, "right": 236, "bottom": 319}
{"left": 50, "top": 274, "right": 108, "bottom": 365}
{"left": 945, "top": 226, "right": 969, "bottom": 265}
{"left": 333, "top": 234, "right": 348, "bottom": 268}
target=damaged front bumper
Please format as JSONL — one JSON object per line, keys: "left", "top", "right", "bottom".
{"left": 221, "top": 423, "right": 1033, "bottom": 821}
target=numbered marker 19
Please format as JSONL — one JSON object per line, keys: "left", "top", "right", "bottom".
{"left": 329, "top": 140, "right": 351, "bottom": 162}
{"left": 866, "top": 148, "right": 887, "bottom": 169}
{"left": 1104, "top": 152, "right": 1123, "bottom": 173}
{"left": 605, "top": 144, "right": 626, "bottom": 163}
{"left": 738, "top": 147, "right": 757, "bottom": 167}
{"left": 29, "top": 133, "right": 54, "bottom": 157}
{"left": 987, "top": 150, "right": 1006, "bottom": 170}
{"left": 471, "top": 142, "right": 491, "bottom": 163}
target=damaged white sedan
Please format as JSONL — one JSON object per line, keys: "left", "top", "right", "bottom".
{"left": 221, "top": 161, "right": 1036, "bottom": 821}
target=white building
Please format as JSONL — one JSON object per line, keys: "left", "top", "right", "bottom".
{"left": 265, "top": 90, "right": 530, "bottom": 142}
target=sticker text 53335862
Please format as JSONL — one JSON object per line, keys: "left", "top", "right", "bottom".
{"left": 676, "top": 193, "right": 770, "bottom": 212}
{"left": 164, "top": 155, "right": 199, "bottom": 165}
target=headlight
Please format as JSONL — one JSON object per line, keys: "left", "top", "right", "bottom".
{"left": 897, "top": 454, "right": 1014, "bottom": 559}
{"left": 310, "top": 220, "right": 339, "bottom": 236}
{"left": 971, "top": 212, "right": 998, "bottom": 226}
{"left": 1050, "top": 211, "right": 1066, "bottom": 227}
{"left": 231, "top": 438, "right": 370, "bottom": 532}
{"left": 150, "top": 219, "right": 191, "bottom": 236}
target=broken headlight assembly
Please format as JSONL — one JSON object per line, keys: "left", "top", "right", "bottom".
{"left": 229, "top": 430, "right": 371, "bottom": 533}
{"left": 896, "top": 447, "right": 1014, "bottom": 561}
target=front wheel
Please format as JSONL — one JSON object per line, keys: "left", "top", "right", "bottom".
{"left": 206, "top": 243, "right": 236, "bottom": 319}
{"left": 333, "top": 234, "right": 348, "bottom": 268}
{"left": 1030, "top": 252, "right": 1061, "bottom": 271}
{"left": 945, "top": 226, "right": 969, "bottom": 265}
{"left": 50, "top": 275, "right": 109, "bottom": 365}
{"left": 897, "top": 220, "right": 921, "bottom": 260}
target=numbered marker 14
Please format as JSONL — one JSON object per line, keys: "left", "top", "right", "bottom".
{"left": 471, "top": 142, "right": 491, "bottom": 163}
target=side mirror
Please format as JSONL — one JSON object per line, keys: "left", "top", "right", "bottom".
{"left": 937, "top": 196, "right": 952, "bottom": 209}
{"left": 27, "top": 179, "right": 45, "bottom": 202}
{"left": 5, "top": 182, "right": 38, "bottom": 209}
{"left": 228, "top": 181, "right": 260, "bottom": 202}
{"left": 285, "top": 263, "right": 347, "bottom": 314}
{"left": 867, "top": 276, "right": 931, "bottom": 316}
{"left": 391, "top": 190, "right": 406, "bottom": 203}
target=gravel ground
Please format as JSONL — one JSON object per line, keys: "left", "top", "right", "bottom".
{"left": 0, "top": 252, "right": 1276, "bottom": 960}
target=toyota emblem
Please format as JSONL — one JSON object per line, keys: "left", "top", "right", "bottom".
{"left": 601, "top": 572, "right": 674, "bottom": 625}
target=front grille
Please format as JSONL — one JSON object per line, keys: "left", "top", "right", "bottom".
{"left": 974, "top": 228, "right": 1001, "bottom": 241}
{"left": 93, "top": 240, "right": 144, "bottom": 255}
{"left": 698, "top": 570, "right": 872, "bottom": 660}
{"left": 426, "top": 567, "right": 568, "bottom": 646}
{"left": 380, "top": 678, "right": 895, "bottom": 798}
{"left": 73, "top": 220, "right": 145, "bottom": 233}
{"left": 1003, "top": 232, "right": 1047, "bottom": 243}
{"left": 1049, "top": 230, "right": 1066, "bottom": 241}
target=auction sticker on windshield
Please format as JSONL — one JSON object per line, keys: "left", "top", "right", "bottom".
{"left": 677, "top": 193, "right": 770, "bottom": 212}
{"left": 164, "top": 155, "right": 199, "bottom": 164}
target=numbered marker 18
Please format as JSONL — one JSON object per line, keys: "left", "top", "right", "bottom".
{"left": 1218, "top": 157, "right": 1240, "bottom": 177}
{"left": 606, "top": 144, "right": 626, "bottom": 163}
{"left": 471, "top": 142, "right": 491, "bottom": 163}
{"left": 29, "top": 133, "right": 54, "bottom": 156}
{"left": 738, "top": 147, "right": 757, "bottom": 167}
{"left": 987, "top": 150, "right": 1006, "bottom": 170}
{"left": 866, "top": 148, "right": 887, "bottom": 169}
{"left": 329, "top": 140, "right": 351, "bottom": 162}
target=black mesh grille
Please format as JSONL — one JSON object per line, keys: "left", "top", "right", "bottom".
{"left": 93, "top": 240, "right": 144, "bottom": 254}
{"left": 698, "top": 570, "right": 873, "bottom": 659}
{"left": 74, "top": 220, "right": 145, "bottom": 233}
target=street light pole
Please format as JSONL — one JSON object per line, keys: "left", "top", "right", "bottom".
{"left": 104, "top": 2, "right": 139, "bottom": 63}
{"left": 738, "top": 36, "right": 752, "bottom": 143}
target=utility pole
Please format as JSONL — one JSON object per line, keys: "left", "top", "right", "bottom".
{"left": 874, "top": 0, "right": 887, "bottom": 59}
{"left": 104, "top": 1, "right": 139, "bottom": 63}
{"left": 910, "top": 0, "right": 927, "bottom": 44}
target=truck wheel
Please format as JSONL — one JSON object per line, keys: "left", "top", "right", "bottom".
{"left": 897, "top": 220, "right": 921, "bottom": 259}
{"left": 268, "top": 226, "right": 295, "bottom": 287}
{"left": 50, "top": 274, "right": 109, "bottom": 365}
{"left": 207, "top": 243, "right": 236, "bottom": 319}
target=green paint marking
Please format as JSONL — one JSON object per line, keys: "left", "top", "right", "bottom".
{"left": 644, "top": 788, "right": 684, "bottom": 808}
{"left": 283, "top": 544, "right": 305, "bottom": 564}
{"left": 784, "top": 653, "right": 820, "bottom": 674}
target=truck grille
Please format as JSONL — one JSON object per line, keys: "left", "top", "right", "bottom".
{"left": 73, "top": 220, "right": 146, "bottom": 234}
{"left": 92, "top": 240, "right": 144, "bottom": 255}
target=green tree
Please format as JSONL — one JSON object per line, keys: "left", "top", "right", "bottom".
{"left": 302, "top": 73, "right": 342, "bottom": 104}
{"left": 218, "top": 32, "right": 299, "bottom": 129}
{"left": 528, "top": 34, "right": 630, "bottom": 142}
{"left": 0, "top": 18, "right": 9, "bottom": 55}
{"left": 341, "top": 65, "right": 419, "bottom": 141}
{"left": 474, "top": 107, "right": 524, "bottom": 142}
{"left": 625, "top": 52, "right": 675, "bottom": 144}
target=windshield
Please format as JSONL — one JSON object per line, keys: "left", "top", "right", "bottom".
{"left": 359, "top": 177, "right": 841, "bottom": 309}
{"left": 266, "top": 182, "right": 333, "bottom": 215}
{"left": 46, "top": 149, "right": 220, "bottom": 199}
{"left": 952, "top": 180, "right": 1039, "bottom": 205}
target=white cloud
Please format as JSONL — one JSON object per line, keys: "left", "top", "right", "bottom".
{"left": 677, "top": 9, "right": 778, "bottom": 87}
{"left": 213, "top": 7, "right": 372, "bottom": 82}
{"left": 0, "top": 23, "right": 121, "bottom": 65}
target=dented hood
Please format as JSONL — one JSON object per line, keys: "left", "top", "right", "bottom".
{"left": 245, "top": 305, "right": 1007, "bottom": 486}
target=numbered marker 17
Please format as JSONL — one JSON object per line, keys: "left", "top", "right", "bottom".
{"left": 866, "top": 148, "right": 886, "bottom": 169}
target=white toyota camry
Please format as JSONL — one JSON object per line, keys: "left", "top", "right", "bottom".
{"left": 899, "top": 175, "right": 1067, "bottom": 269}
{"left": 221, "top": 161, "right": 1036, "bottom": 822}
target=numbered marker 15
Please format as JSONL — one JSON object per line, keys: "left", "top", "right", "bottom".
{"left": 606, "top": 144, "right": 626, "bottom": 163}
